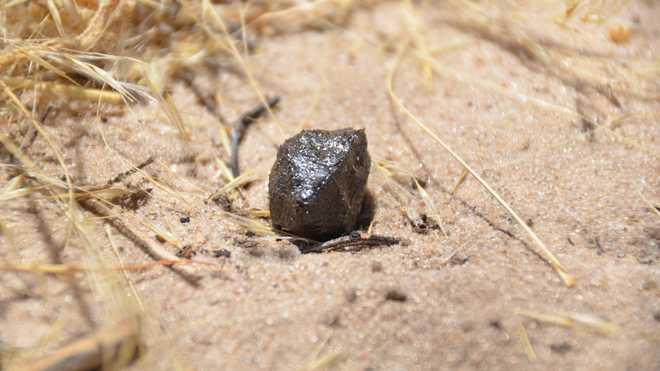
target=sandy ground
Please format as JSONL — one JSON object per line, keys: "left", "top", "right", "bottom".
{"left": 1, "top": 2, "right": 659, "bottom": 370}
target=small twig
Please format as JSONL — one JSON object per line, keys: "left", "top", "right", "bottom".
{"left": 230, "top": 96, "right": 280, "bottom": 177}
{"left": 300, "top": 232, "right": 404, "bottom": 253}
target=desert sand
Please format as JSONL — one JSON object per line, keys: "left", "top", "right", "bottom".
{"left": 1, "top": 1, "right": 659, "bottom": 370}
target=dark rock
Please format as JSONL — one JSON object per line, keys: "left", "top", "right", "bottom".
{"left": 268, "top": 128, "right": 371, "bottom": 241}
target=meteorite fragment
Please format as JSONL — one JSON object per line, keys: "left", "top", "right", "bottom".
{"left": 269, "top": 128, "right": 371, "bottom": 241}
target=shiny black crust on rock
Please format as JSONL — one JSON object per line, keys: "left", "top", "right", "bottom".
{"left": 268, "top": 129, "right": 371, "bottom": 241}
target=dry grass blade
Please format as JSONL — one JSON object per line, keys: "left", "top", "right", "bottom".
{"left": 219, "top": 210, "right": 277, "bottom": 237}
{"left": 74, "top": 0, "right": 120, "bottom": 51}
{"left": 377, "top": 159, "right": 418, "bottom": 179}
{"left": 218, "top": 127, "right": 233, "bottom": 160}
{"left": 0, "top": 175, "right": 41, "bottom": 202}
{"left": 306, "top": 352, "right": 344, "bottom": 371}
{"left": 516, "top": 309, "right": 621, "bottom": 335}
{"left": 247, "top": 208, "right": 270, "bottom": 219}
{"left": 46, "top": 0, "right": 66, "bottom": 38}
{"left": 451, "top": 168, "right": 470, "bottom": 195}
{"left": 15, "top": 47, "right": 79, "bottom": 85}
{"left": 213, "top": 157, "right": 234, "bottom": 182}
{"left": 517, "top": 323, "right": 537, "bottom": 361}
{"left": 209, "top": 170, "right": 258, "bottom": 201}
{"left": 156, "top": 84, "right": 191, "bottom": 139}
{"left": 0, "top": 259, "right": 205, "bottom": 275}
{"left": 387, "top": 45, "right": 575, "bottom": 287}
{"left": 5, "top": 77, "right": 124, "bottom": 104}
{"left": 144, "top": 219, "right": 183, "bottom": 248}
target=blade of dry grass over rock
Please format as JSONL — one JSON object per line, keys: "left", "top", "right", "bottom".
{"left": 1, "top": 1, "right": 659, "bottom": 370}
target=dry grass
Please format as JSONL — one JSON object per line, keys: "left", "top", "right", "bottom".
{"left": 517, "top": 323, "right": 537, "bottom": 362}
{"left": 516, "top": 309, "right": 622, "bottom": 336}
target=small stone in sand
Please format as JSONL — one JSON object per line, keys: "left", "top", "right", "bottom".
{"left": 385, "top": 289, "right": 407, "bottom": 302}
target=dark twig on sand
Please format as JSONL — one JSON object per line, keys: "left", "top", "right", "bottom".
{"left": 300, "top": 232, "right": 404, "bottom": 253}
{"left": 230, "top": 96, "right": 280, "bottom": 177}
